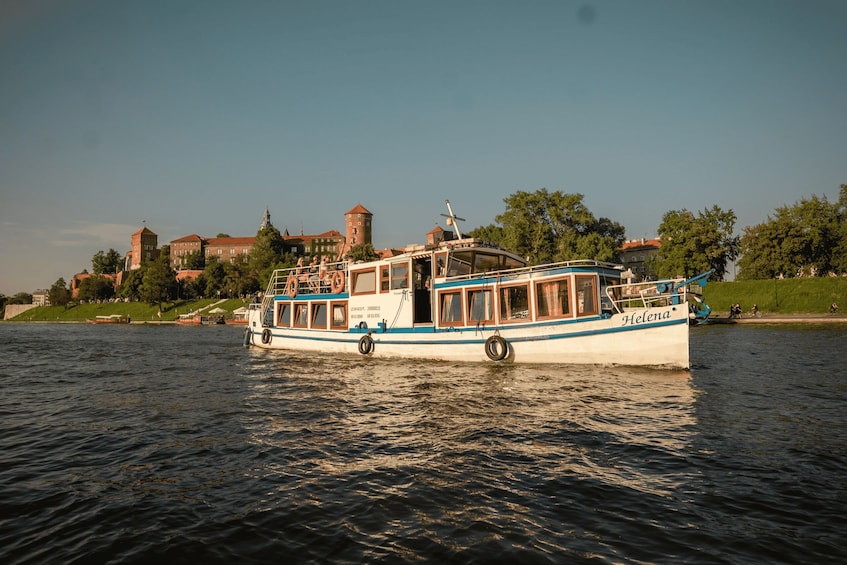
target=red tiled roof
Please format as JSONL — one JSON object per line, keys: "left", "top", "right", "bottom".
{"left": 205, "top": 236, "right": 255, "bottom": 246}
{"left": 621, "top": 238, "right": 661, "bottom": 250}
{"left": 171, "top": 234, "right": 203, "bottom": 243}
{"left": 345, "top": 204, "right": 372, "bottom": 216}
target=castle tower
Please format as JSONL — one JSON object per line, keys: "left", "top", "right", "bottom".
{"left": 129, "top": 226, "right": 158, "bottom": 270}
{"left": 345, "top": 204, "right": 372, "bottom": 247}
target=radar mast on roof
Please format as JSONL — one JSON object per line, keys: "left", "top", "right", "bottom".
{"left": 440, "top": 200, "right": 466, "bottom": 239}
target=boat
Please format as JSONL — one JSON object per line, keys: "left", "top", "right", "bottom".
{"left": 245, "top": 201, "right": 714, "bottom": 368}
{"left": 177, "top": 314, "right": 225, "bottom": 325}
{"left": 86, "top": 314, "right": 130, "bottom": 324}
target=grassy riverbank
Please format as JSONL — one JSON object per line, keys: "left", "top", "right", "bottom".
{"left": 703, "top": 277, "right": 847, "bottom": 315}
{"left": 5, "top": 298, "right": 250, "bottom": 322}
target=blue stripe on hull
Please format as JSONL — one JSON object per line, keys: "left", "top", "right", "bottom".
{"left": 251, "top": 316, "right": 686, "bottom": 347}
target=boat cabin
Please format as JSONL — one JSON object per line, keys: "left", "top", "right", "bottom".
{"left": 262, "top": 237, "right": 623, "bottom": 334}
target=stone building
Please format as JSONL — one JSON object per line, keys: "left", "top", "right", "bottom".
{"left": 620, "top": 238, "right": 661, "bottom": 281}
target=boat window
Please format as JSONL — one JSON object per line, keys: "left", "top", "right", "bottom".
{"left": 276, "top": 302, "right": 291, "bottom": 326}
{"left": 311, "top": 302, "right": 327, "bottom": 329}
{"left": 446, "top": 251, "right": 472, "bottom": 277}
{"left": 330, "top": 301, "right": 347, "bottom": 330}
{"left": 390, "top": 262, "right": 409, "bottom": 290}
{"left": 473, "top": 253, "right": 500, "bottom": 274}
{"left": 576, "top": 276, "right": 598, "bottom": 316}
{"left": 434, "top": 252, "right": 448, "bottom": 277}
{"left": 536, "top": 279, "right": 571, "bottom": 319}
{"left": 293, "top": 303, "right": 309, "bottom": 327}
{"left": 351, "top": 268, "right": 377, "bottom": 295}
{"left": 502, "top": 255, "right": 526, "bottom": 270}
{"left": 439, "top": 291, "right": 463, "bottom": 326}
{"left": 467, "top": 288, "right": 494, "bottom": 323}
{"left": 380, "top": 265, "right": 390, "bottom": 292}
{"left": 499, "top": 284, "right": 530, "bottom": 323}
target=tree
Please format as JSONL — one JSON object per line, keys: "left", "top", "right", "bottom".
{"left": 48, "top": 278, "right": 71, "bottom": 308}
{"left": 737, "top": 191, "right": 841, "bottom": 279}
{"left": 347, "top": 243, "right": 380, "bottom": 263}
{"left": 224, "top": 256, "right": 259, "bottom": 297}
{"left": 140, "top": 256, "right": 177, "bottom": 307}
{"left": 833, "top": 184, "right": 847, "bottom": 274}
{"left": 651, "top": 206, "right": 739, "bottom": 280}
{"left": 202, "top": 257, "right": 227, "bottom": 298}
{"left": 466, "top": 223, "right": 505, "bottom": 244}
{"left": 91, "top": 248, "right": 123, "bottom": 275}
{"left": 183, "top": 250, "right": 205, "bottom": 270}
{"left": 468, "top": 189, "right": 625, "bottom": 264}
{"left": 8, "top": 292, "right": 33, "bottom": 305}
{"left": 76, "top": 275, "right": 116, "bottom": 302}
{"left": 248, "top": 225, "right": 286, "bottom": 289}
{"left": 118, "top": 267, "right": 146, "bottom": 301}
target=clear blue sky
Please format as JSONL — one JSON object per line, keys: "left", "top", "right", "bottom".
{"left": 2, "top": 0, "right": 845, "bottom": 294}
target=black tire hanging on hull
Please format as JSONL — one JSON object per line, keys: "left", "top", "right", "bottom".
{"left": 358, "top": 334, "right": 374, "bottom": 355}
{"left": 485, "top": 335, "right": 508, "bottom": 361}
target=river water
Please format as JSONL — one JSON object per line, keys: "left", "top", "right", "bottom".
{"left": 1, "top": 322, "right": 845, "bottom": 564}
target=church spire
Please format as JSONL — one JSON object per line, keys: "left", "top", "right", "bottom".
{"left": 260, "top": 207, "right": 272, "bottom": 229}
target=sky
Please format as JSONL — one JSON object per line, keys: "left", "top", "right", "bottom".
{"left": 2, "top": 0, "right": 846, "bottom": 294}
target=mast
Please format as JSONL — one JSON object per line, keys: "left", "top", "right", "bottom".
{"left": 441, "top": 199, "right": 466, "bottom": 239}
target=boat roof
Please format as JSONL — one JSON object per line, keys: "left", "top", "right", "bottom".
{"left": 391, "top": 237, "right": 527, "bottom": 262}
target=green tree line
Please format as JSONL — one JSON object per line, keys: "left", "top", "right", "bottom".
{"left": 30, "top": 183, "right": 845, "bottom": 312}
{"left": 736, "top": 184, "right": 847, "bottom": 279}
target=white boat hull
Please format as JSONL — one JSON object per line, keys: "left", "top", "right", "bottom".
{"left": 245, "top": 303, "right": 691, "bottom": 368}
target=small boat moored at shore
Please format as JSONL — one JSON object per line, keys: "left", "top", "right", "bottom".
{"left": 86, "top": 314, "right": 130, "bottom": 324}
{"left": 245, "top": 201, "right": 713, "bottom": 369}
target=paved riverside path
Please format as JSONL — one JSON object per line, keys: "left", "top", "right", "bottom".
{"left": 710, "top": 313, "right": 847, "bottom": 324}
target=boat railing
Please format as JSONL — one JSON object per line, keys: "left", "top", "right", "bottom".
{"left": 604, "top": 270, "right": 713, "bottom": 314}
{"left": 253, "top": 260, "right": 347, "bottom": 327}
{"left": 265, "top": 260, "right": 350, "bottom": 296}
{"left": 442, "top": 259, "right": 623, "bottom": 284}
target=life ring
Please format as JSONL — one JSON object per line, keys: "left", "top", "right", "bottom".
{"left": 330, "top": 270, "right": 346, "bottom": 294}
{"left": 485, "top": 335, "right": 508, "bottom": 361}
{"left": 358, "top": 334, "right": 374, "bottom": 355}
{"left": 285, "top": 275, "right": 298, "bottom": 298}
{"left": 261, "top": 328, "right": 272, "bottom": 344}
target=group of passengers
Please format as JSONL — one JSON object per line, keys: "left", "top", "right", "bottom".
{"left": 296, "top": 255, "right": 333, "bottom": 293}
